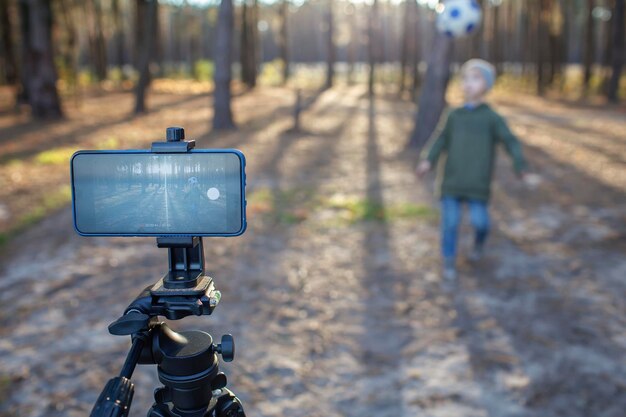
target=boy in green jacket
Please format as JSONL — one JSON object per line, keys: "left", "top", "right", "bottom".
{"left": 416, "top": 59, "right": 529, "bottom": 280}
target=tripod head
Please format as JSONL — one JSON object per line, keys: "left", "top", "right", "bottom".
{"left": 89, "top": 128, "right": 246, "bottom": 417}
{"left": 110, "top": 236, "right": 220, "bottom": 326}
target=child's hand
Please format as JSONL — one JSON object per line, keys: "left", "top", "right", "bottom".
{"left": 415, "top": 160, "right": 432, "bottom": 178}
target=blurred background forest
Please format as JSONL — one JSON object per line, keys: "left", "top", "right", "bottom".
{"left": 0, "top": 0, "right": 624, "bottom": 119}
{"left": 0, "top": 0, "right": 623, "bottom": 242}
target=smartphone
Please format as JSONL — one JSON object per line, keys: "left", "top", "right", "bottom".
{"left": 70, "top": 150, "right": 246, "bottom": 237}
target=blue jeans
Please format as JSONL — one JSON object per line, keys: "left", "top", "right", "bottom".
{"left": 441, "top": 196, "right": 490, "bottom": 261}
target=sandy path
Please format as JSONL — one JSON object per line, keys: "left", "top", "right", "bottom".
{"left": 0, "top": 86, "right": 624, "bottom": 417}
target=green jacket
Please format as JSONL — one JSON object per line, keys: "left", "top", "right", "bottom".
{"left": 426, "top": 104, "right": 527, "bottom": 202}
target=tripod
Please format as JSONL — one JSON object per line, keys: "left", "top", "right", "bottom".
{"left": 90, "top": 236, "right": 246, "bottom": 417}
{"left": 90, "top": 128, "right": 246, "bottom": 417}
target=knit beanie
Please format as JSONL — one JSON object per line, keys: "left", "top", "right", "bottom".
{"left": 461, "top": 59, "right": 496, "bottom": 90}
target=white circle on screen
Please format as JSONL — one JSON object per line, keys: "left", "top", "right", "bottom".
{"left": 207, "top": 187, "right": 220, "bottom": 200}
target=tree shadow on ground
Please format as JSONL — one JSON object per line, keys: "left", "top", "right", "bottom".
{"left": 193, "top": 87, "right": 328, "bottom": 149}
{"left": 495, "top": 97, "right": 625, "bottom": 147}
{"left": 350, "top": 97, "right": 415, "bottom": 416}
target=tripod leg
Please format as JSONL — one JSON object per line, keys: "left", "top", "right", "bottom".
{"left": 90, "top": 329, "right": 149, "bottom": 417}
{"left": 90, "top": 376, "right": 134, "bottom": 417}
{"left": 214, "top": 388, "right": 246, "bottom": 417}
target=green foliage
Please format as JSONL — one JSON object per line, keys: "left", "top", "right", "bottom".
{"left": 108, "top": 67, "right": 125, "bottom": 83}
{"left": 259, "top": 59, "right": 284, "bottom": 86}
{"left": 0, "top": 135, "right": 121, "bottom": 246}
{"left": 161, "top": 63, "right": 192, "bottom": 80}
{"left": 0, "top": 186, "right": 72, "bottom": 248}
{"left": 20, "top": 185, "right": 72, "bottom": 227}
{"left": 325, "top": 195, "right": 437, "bottom": 224}
{"left": 0, "top": 373, "right": 11, "bottom": 403}
{"left": 248, "top": 186, "right": 316, "bottom": 225}
{"left": 327, "top": 197, "right": 385, "bottom": 222}
{"left": 33, "top": 137, "right": 118, "bottom": 166}
{"left": 5, "top": 159, "right": 24, "bottom": 168}
{"left": 194, "top": 60, "right": 214, "bottom": 82}
{"left": 96, "top": 137, "right": 120, "bottom": 150}
{"left": 495, "top": 73, "right": 538, "bottom": 94}
{"left": 495, "top": 71, "right": 626, "bottom": 100}
{"left": 77, "top": 69, "right": 97, "bottom": 87}
{"left": 247, "top": 187, "right": 437, "bottom": 227}
{"left": 34, "top": 147, "right": 77, "bottom": 165}
{"left": 247, "top": 187, "right": 273, "bottom": 205}
{"left": 55, "top": 57, "right": 77, "bottom": 84}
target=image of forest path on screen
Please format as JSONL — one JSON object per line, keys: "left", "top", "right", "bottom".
{"left": 73, "top": 153, "right": 241, "bottom": 235}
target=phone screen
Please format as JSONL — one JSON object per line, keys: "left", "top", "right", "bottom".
{"left": 71, "top": 150, "right": 246, "bottom": 236}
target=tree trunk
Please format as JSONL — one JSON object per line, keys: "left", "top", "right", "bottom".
{"left": 504, "top": 0, "right": 514, "bottom": 67}
{"left": 170, "top": 9, "right": 180, "bottom": 65}
{"left": 185, "top": 13, "right": 200, "bottom": 70}
{"left": 608, "top": 0, "right": 624, "bottom": 102}
{"left": 368, "top": 0, "right": 379, "bottom": 97}
{"left": 537, "top": 0, "right": 548, "bottom": 95}
{"left": 134, "top": 0, "right": 157, "bottom": 114}
{"left": 408, "top": 33, "right": 452, "bottom": 149}
{"left": 18, "top": 0, "right": 63, "bottom": 119}
{"left": 558, "top": 0, "right": 572, "bottom": 91}
{"left": 480, "top": 0, "right": 491, "bottom": 59}
{"left": 17, "top": 0, "right": 30, "bottom": 105}
{"left": 213, "top": 0, "right": 235, "bottom": 130}
{"left": 470, "top": 0, "right": 483, "bottom": 58}
{"left": 0, "top": 0, "right": 18, "bottom": 85}
{"left": 279, "top": 0, "right": 289, "bottom": 84}
{"left": 252, "top": 0, "right": 259, "bottom": 80}
{"left": 324, "top": 0, "right": 335, "bottom": 89}
{"left": 112, "top": 0, "right": 126, "bottom": 69}
{"left": 152, "top": 0, "right": 162, "bottom": 73}
{"left": 85, "top": 0, "right": 107, "bottom": 81}
{"left": 240, "top": 1, "right": 250, "bottom": 85}
{"left": 548, "top": 0, "right": 564, "bottom": 86}
{"left": 58, "top": 0, "right": 78, "bottom": 95}
{"left": 398, "top": 0, "right": 412, "bottom": 95}
{"left": 411, "top": 0, "right": 421, "bottom": 101}
{"left": 492, "top": 1, "right": 502, "bottom": 74}
{"left": 520, "top": 3, "right": 531, "bottom": 78}
{"left": 583, "top": 0, "right": 595, "bottom": 93}
{"left": 240, "top": 0, "right": 258, "bottom": 88}
{"left": 346, "top": 3, "right": 356, "bottom": 85}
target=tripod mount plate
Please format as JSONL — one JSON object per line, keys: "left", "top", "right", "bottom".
{"left": 151, "top": 275, "right": 216, "bottom": 297}
{"left": 149, "top": 277, "right": 221, "bottom": 320}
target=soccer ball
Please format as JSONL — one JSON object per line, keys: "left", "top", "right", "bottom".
{"left": 436, "top": 0, "right": 482, "bottom": 38}
{"left": 188, "top": 176, "right": 198, "bottom": 185}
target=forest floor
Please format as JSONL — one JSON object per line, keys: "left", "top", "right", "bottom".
{"left": 0, "top": 83, "right": 625, "bottom": 417}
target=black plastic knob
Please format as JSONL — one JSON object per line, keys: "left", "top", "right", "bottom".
{"left": 166, "top": 127, "right": 185, "bottom": 142}
{"left": 216, "top": 334, "right": 235, "bottom": 362}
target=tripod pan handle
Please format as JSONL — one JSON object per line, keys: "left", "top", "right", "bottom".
{"left": 216, "top": 334, "right": 235, "bottom": 362}
{"left": 90, "top": 376, "right": 134, "bottom": 417}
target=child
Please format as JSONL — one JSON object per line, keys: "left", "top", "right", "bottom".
{"left": 416, "top": 59, "right": 529, "bottom": 280}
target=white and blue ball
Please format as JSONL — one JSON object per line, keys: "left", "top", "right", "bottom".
{"left": 436, "top": 0, "right": 482, "bottom": 38}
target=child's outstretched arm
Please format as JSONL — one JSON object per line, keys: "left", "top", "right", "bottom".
{"left": 494, "top": 115, "right": 528, "bottom": 177}
{"left": 416, "top": 113, "right": 452, "bottom": 178}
